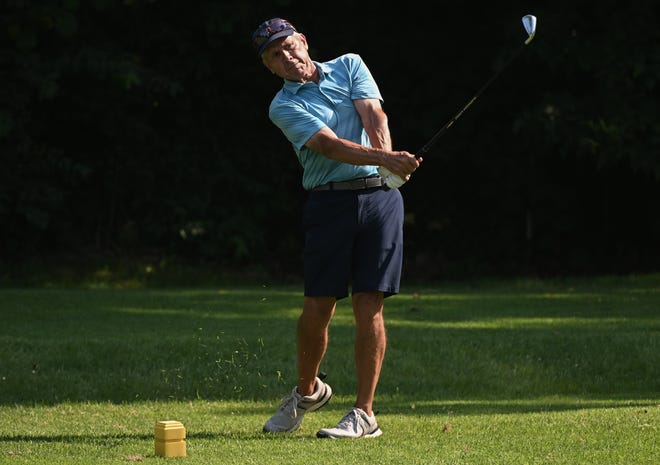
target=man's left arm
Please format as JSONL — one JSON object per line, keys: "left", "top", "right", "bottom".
{"left": 354, "top": 98, "right": 392, "bottom": 151}
{"left": 354, "top": 98, "right": 417, "bottom": 188}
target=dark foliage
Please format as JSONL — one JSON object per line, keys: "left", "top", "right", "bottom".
{"left": 1, "top": 0, "right": 659, "bottom": 281}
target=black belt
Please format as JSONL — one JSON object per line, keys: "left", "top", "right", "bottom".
{"left": 312, "top": 176, "right": 385, "bottom": 191}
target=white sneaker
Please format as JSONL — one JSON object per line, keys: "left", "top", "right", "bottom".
{"left": 263, "top": 376, "right": 332, "bottom": 433}
{"left": 316, "top": 407, "right": 383, "bottom": 439}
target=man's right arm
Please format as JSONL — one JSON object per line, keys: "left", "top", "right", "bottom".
{"left": 305, "top": 126, "right": 418, "bottom": 180}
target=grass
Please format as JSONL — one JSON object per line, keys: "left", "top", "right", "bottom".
{"left": 0, "top": 274, "right": 658, "bottom": 464}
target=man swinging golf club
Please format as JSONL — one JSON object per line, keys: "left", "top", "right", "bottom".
{"left": 251, "top": 13, "right": 537, "bottom": 439}
{"left": 251, "top": 17, "right": 420, "bottom": 439}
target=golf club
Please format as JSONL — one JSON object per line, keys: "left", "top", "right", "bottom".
{"left": 378, "top": 14, "right": 537, "bottom": 188}
{"left": 418, "top": 14, "right": 537, "bottom": 156}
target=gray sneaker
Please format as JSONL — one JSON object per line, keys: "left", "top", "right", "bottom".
{"left": 316, "top": 407, "right": 383, "bottom": 439}
{"left": 263, "top": 376, "right": 332, "bottom": 433}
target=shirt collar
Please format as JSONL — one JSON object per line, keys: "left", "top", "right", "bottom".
{"left": 282, "top": 61, "right": 329, "bottom": 94}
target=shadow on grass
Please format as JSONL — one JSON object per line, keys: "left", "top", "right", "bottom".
{"left": 0, "top": 430, "right": 312, "bottom": 443}
{"left": 0, "top": 432, "right": 154, "bottom": 443}
{"left": 377, "top": 399, "right": 660, "bottom": 416}
{"left": 1, "top": 276, "right": 658, "bottom": 407}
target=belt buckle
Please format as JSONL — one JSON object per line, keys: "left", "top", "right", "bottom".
{"left": 365, "top": 176, "right": 380, "bottom": 189}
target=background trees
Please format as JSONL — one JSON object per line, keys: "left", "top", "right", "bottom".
{"left": 2, "top": 0, "right": 658, "bottom": 281}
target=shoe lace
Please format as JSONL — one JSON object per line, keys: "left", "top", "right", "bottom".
{"left": 277, "top": 389, "right": 301, "bottom": 418}
{"left": 336, "top": 409, "right": 360, "bottom": 431}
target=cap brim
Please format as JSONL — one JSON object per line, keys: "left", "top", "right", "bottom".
{"left": 257, "top": 29, "right": 295, "bottom": 56}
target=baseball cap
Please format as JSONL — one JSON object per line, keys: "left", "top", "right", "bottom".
{"left": 251, "top": 18, "right": 297, "bottom": 57}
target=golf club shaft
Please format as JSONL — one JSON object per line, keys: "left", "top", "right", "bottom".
{"left": 417, "top": 40, "right": 529, "bottom": 157}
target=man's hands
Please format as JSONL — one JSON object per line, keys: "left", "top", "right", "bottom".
{"left": 379, "top": 152, "right": 422, "bottom": 189}
{"left": 378, "top": 167, "right": 407, "bottom": 188}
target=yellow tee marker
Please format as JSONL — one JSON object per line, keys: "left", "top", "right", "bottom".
{"left": 154, "top": 420, "right": 186, "bottom": 458}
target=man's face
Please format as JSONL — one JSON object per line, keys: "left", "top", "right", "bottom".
{"left": 261, "top": 33, "right": 315, "bottom": 82}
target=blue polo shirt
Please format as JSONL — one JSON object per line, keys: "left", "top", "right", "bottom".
{"left": 268, "top": 53, "right": 382, "bottom": 190}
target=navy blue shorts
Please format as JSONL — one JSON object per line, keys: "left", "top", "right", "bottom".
{"left": 303, "top": 186, "right": 404, "bottom": 299}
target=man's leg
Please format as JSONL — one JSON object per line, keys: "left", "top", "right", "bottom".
{"left": 297, "top": 296, "right": 336, "bottom": 395}
{"left": 352, "top": 291, "right": 386, "bottom": 416}
{"left": 262, "top": 295, "right": 335, "bottom": 433}
{"left": 315, "top": 290, "right": 385, "bottom": 439}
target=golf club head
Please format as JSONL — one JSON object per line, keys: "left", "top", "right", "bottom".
{"left": 522, "top": 14, "right": 537, "bottom": 44}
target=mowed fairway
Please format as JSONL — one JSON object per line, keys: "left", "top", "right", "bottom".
{"left": 0, "top": 275, "right": 658, "bottom": 464}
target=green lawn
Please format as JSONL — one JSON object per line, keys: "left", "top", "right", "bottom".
{"left": 0, "top": 274, "right": 658, "bottom": 464}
